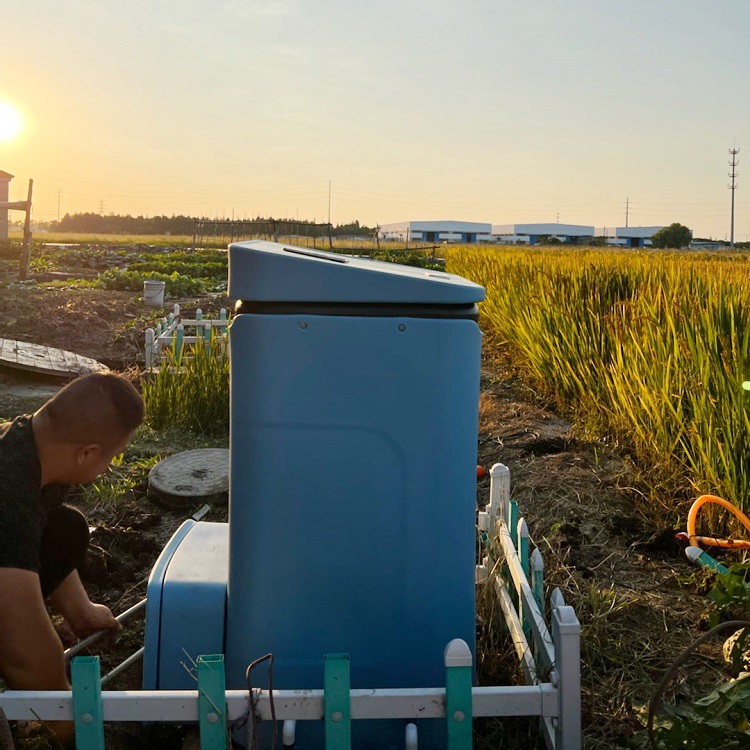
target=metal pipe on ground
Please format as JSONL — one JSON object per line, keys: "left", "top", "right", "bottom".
{"left": 101, "top": 648, "right": 146, "bottom": 686}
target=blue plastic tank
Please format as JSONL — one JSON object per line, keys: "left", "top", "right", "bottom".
{"left": 225, "top": 241, "right": 484, "bottom": 748}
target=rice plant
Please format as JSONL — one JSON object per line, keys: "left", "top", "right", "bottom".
{"left": 143, "top": 328, "right": 229, "bottom": 436}
{"left": 448, "top": 246, "right": 750, "bottom": 515}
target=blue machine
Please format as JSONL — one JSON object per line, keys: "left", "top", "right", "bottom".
{"left": 143, "top": 241, "right": 485, "bottom": 748}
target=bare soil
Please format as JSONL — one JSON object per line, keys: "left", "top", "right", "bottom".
{"left": 0, "top": 279, "right": 726, "bottom": 749}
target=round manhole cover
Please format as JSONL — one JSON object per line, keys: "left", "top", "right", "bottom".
{"left": 148, "top": 449, "right": 229, "bottom": 509}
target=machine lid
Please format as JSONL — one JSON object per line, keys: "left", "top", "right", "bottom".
{"left": 228, "top": 240, "right": 485, "bottom": 304}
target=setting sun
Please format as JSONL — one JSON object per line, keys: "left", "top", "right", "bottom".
{"left": 0, "top": 102, "right": 22, "bottom": 142}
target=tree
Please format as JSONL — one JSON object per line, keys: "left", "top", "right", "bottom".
{"left": 651, "top": 223, "right": 693, "bottom": 249}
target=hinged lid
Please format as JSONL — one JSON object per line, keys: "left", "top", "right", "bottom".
{"left": 228, "top": 240, "right": 485, "bottom": 304}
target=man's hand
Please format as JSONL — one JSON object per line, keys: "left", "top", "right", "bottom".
{"left": 65, "top": 601, "right": 120, "bottom": 639}
{"left": 48, "top": 570, "right": 121, "bottom": 638}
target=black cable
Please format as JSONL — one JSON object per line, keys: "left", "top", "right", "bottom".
{"left": 648, "top": 619, "right": 750, "bottom": 750}
{"left": 246, "top": 654, "right": 277, "bottom": 750}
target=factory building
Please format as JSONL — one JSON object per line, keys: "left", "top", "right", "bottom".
{"left": 378, "top": 220, "right": 493, "bottom": 244}
{"left": 492, "top": 223, "right": 595, "bottom": 245}
{"left": 614, "top": 226, "right": 664, "bottom": 248}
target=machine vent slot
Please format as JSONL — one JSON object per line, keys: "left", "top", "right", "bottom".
{"left": 283, "top": 247, "right": 349, "bottom": 263}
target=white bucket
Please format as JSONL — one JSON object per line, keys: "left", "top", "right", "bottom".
{"left": 143, "top": 280, "right": 166, "bottom": 307}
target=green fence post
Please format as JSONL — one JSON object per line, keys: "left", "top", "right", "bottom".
{"left": 175, "top": 323, "right": 184, "bottom": 361}
{"left": 445, "top": 639, "right": 473, "bottom": 750}
{"left": 71, "top": 656, "right": 105, "bottom": 750}
{"left": 531, "top": 547, "right": 545, "bottom": 615}
{"left": 518, "top": 518, "right": 531, "bottom": 640}
{"left": 509, "top": 500, "right": 519, "bottom": 549}
{"left": 196, "top": 308, "right": 203, "bottom": 341}
{"left": 508, "top": 499, "right": 519, "bottom": 607}
{"left": 197, "top": 654, "right": 227, "bottom": 750}
{"left": 324, "top": 653, "right": 351, "bottom": 750}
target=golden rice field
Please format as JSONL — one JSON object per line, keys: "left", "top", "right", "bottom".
{"left": 448, "top": 246, "right": 750, "bottom": 518}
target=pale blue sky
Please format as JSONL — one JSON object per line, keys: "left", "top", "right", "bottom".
{"left": 2, "top": 0, "right": 749, "bottom": 238}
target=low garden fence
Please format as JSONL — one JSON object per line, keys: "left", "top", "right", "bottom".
{"left": 0, "top": 463, "right": 580, "bottom": 750}
{"left": 145, "top": 303, "right": 228, "bottom": 370}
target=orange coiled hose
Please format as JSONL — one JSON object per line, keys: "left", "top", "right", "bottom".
{"left": 686, "top": 494, "right": 750, "bottom": 550}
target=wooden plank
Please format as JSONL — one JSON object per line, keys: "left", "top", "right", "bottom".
{"left": 0, "top": 339, "right": 16, "bottom": 363}
{"left": 26, "top": 342, "right": 53, "bottom": 371}
{"left": 0, "top": 339, "right": 107, "bottom": 378}
{"left": 13, "top": 343, "right": 37, "bottom": 370}
{"left": 60, "top": 348, "right": 79, "bottom": 372}
{"left": 48, "top": 347, "right": 68, "bottom": 371}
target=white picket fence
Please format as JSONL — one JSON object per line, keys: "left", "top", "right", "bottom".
{"left": 476, "top": 463, "right": 581, "bottom": 749}
{"left": 0, "top": 463, "right": 580, "bottom": 749}
{"left": 144, "top": 303, "right": 228, "bottom": 370}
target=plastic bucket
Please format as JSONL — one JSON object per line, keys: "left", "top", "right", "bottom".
{"left": 143, "top": 280, "right": 166, "bottom": 307}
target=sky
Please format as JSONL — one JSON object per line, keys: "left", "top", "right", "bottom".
{"left": 1, "top": 0, "right": 749, "bottom": 239}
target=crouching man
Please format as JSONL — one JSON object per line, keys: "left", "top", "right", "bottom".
{"left": 0, "top": 372, "right": 144, "bottom": 747}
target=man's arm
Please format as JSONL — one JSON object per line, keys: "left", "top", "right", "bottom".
{"left": 0, "top": 567, "right": 68, "bottom": 690}
{"left": 0, "top": 568, "right": 79, "bottom": 747}
{"left": 49, "top": 570, "right": 120, "bottom": 638}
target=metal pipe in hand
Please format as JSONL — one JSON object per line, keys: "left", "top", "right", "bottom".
{"left": 64, "top": 598, "right": 147, "bottom": 660}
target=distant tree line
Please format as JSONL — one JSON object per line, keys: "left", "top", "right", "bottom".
{"left": 53, "top": 213, "right": 198, "bottom": 235}
{"left": 50, "top": 213, "right": 376, "bottom": 237}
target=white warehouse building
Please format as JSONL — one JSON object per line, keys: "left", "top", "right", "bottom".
{"left": 492, "top": 223, "right": 595, "bottom": 245}
{"left": 378, "top": 220, "right": 493, "bottom": 244}
{"left": 614, "top": 226, "right": 664, "bottom": 248}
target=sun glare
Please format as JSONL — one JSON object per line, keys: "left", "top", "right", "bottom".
{"left": 0, "top": 102, "right": 22, "bottom": 142}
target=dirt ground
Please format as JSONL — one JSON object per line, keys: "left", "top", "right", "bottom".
{"left": 0, "top": 281, "right": 726, "bottom": 749}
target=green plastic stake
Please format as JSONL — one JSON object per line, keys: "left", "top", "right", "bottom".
{"left": 71, "top": 656, "right": 105, "bottom": 750}
{"left": 197, "top": 654, "right": 227, "bottom": 750}
{"left": 445, "top": 639, "right": 473, "bottom": 750}
{"left": 324, "top": 653, "right": 351, "bottom": 750}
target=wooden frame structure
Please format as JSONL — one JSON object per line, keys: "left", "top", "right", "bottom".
{"left": 0, "top": 177, "right": 33, "bottom": 280}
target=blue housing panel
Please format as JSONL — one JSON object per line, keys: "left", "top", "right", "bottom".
{"left": 228, "top": 240, "right": 485, "bottom": 304}
{"left": 143, "top": 521, "right": 228, "bottom": 689}
{"left": 226, "top": 312, "right": 482, "bottom": 746}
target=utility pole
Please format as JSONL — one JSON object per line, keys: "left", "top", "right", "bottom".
{"left": 327, "top": 180, "right": 331, "bottom": 226}
{"left": 98, "top": 200, "right": 105, "bottom": 215}
{"left": 729, "top": 147, "right": 739, "bottom": 249}
{"left": 625, "top": 197, "right": 630, "bottom": 228}
{"left": 57, "top": 190, "right": 61, "bottom": 222}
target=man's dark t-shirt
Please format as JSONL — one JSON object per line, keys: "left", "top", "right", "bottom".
{"left": 0, "top": 416, "right": 68, "bottom": 572}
